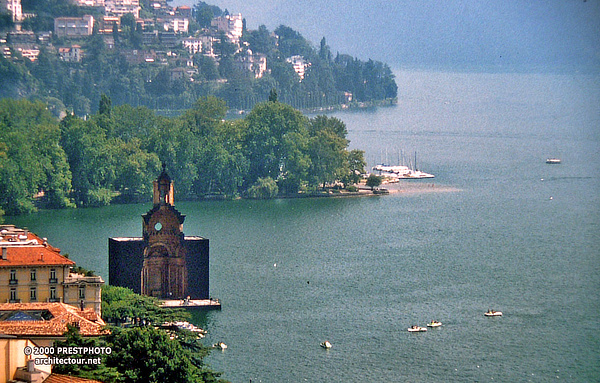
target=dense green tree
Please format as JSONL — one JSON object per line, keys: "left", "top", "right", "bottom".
{"left": 109, "top": 104, "right": 159, "bottom": 141}
{"left": 146, "top": 117, "right": 199, "bottom": 199}
{"left": 0, "top": 99, "right": 73, "bottom": 214}
{"left": 242, "top": 100, "right": 310, "bottom": 192}
{"left": 59, "top": 114, "right": 116, "bottom": 206}
{"left": 268, "top": 59, "right": 299, "bottom": 98}
{"left": 194, "top": 1, "right": 222, "bottom": 28}
{"left": 319, "top": 37, "right": 332, "bottom": 62}
{"left": 0, "top": 12, "right": 14, "bottom": 31}
{"left": 194, "top": 55, "right": 220, "bottom": 81}
{"left": 113, "top": 138, "right": 161, "bottom": 201}
{"left": 180, "top": 96, "right": 227, "bottom": 136}
{"left": 105, "top": 326, "right": 226, "bottom": 383}
{"left": 244, "top": 25, "right": 274, "bottom": 55}
{"left": 2, "top": 89, "right": 371, "bottom": 213}
{"left": 54, "top": 286, "right": 226, "bottom": 383}
{"left": 179, "top": 98, "right": 248, "bottom": 197}
{"left": 99, "top": 93, "right": 112, "bottom": 116}
{"left": 31, "top": 46, "right": 60, "bottom": 95}
{"left": 193, "top": 135, "right": 247, "bottom": 197}
{"left": 268, "top": 88, "right": 278, "bottom": 102}
{"left": 342, "top": 149, "right": 367, "bottom": 187}
{"left": 120, "top": 13, "right": 143, "bottom": 48}
{"left": 102, "top": 285, "right": 190, "bottom": 325}
{"left": 0, "top": 54, "right": 37, "bottom": 99}
{"left": 307, "top": 115, "right": 349, "bottom": 188}
{"left": 274, "top": 25, "right": 314, "bottom": 58}
{"left": 366, "top": 173, "right": 382, "bottom": 190}
{"left": 53, "top": 325, "right": 119, "bottom": 380}
{"left": 247, "top": 177, "right": 278, "bottom": 199}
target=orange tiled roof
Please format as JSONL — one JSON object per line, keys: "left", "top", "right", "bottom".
{"left": 0, "top": 302, "right": 107, "bottom": 337}
{"left": 44, "top": 374, "right": 105, "bottom": 383}
{"left": 0, "top": 230, "right": 74, "bottom": 267}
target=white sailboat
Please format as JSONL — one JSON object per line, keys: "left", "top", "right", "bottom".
{"left": 373, "top": 151, "right": 434, "bottom": 179}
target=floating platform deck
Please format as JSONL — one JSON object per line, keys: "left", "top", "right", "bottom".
{"left": 160, "top": 298, "right": 222, "bottom": 310}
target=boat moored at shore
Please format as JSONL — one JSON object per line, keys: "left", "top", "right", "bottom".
{"left": 373, "top": 152, "right": 434, "bottom": 179}
{"left": 373, "top": 164, "right": 435, "bottom": 179}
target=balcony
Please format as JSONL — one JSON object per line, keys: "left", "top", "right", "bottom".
{"left": 49, "top": 278, "right": 58, "bottom": 284}
{"left": 9, "top": 279, "right": 18, "bottom": 285}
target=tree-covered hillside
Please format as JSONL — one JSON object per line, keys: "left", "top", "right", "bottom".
{"left": 0, "top": 0, "right": 397, "bottom": 116}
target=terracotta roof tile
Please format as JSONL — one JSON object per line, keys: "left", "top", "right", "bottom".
{"left": 44, "top": 374, "right": 105, "bottom": 383}
{"left": 0, "top": 302, "right": 107, "bottom": 337}
{"left": 0, "top": 231, "right": 74, "bottom": 267}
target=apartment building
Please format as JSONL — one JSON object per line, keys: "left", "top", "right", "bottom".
{"left": 0, "top": 225, "right": 104, "bottom": 316}
{"left": 286, "top": 55, "right": 311, "bottom": 80}
{"left": 0, "top": 0, "right": 22, "bottom": 22}
{"left": 105, "top": 0, "right": 140, "bottom": 18}
{"left": 211, "top": 13, "right": 243, "bottom": 44}
{"left": 54, "top": 15, "right": 94, "bottom": 38}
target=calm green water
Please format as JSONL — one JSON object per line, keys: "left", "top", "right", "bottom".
{"left": 9, "top": 71, "right": 600, "bottom": 382}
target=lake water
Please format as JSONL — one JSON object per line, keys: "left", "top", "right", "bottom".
{"left": 9, "top": 70, "right": 600, "bottom": 382}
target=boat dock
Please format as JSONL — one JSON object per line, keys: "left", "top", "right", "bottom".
{"left": 160, "top": 298, "right": 222, "bottom": 310}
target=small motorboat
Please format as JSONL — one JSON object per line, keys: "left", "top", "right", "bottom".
{"left": 546, "top": 158, "right": 561, "bottom": 164}
{"left": 212, "top": 342, "right": 227, "bottom": 350}
{"left": 320, "top": 341, "right": 332, "bottom": 349}
{"left": 407, "top": 325, "right": 427, "bottom": 332}
{"left": 484, "top": 310, "right": 502, "bottom": 317}
{"left": 427, "top": 320, "right": 442, "bottom": 328}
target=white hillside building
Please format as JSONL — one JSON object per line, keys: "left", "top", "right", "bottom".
{"left": 211, "top": 13, "right": 243, "bottom": 44}
{"left": 286, "top": 55, "right": 311, "bottom": 80}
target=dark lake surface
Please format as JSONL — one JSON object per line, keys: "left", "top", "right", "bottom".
{"left": 10, "top": 70, "right": 600, "bottom": 382}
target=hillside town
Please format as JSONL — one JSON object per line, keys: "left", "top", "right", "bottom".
{"left": 0, "top": 0, "right": 397, "bottom": 115}
{"left": 1, "top": 0, "right": 272, "bottom": 80}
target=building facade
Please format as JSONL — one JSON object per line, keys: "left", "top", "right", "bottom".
{"left": 54, "top": 15, "right": 94, "bottom": 38}
{"left": 58, "top": 45, "right": 82, "bottom": 62}
{"left": 211, "top": 13, "right": 243, "bottom": 44}
{"left": 0, "top": 0, "right": 22, "bottom": 22}
{"left": 182, "top": 36, "right": 202, "bottom": 55}
{"left": 105, "top": 0, "right": 140, "bottom": 18}
{"left": 286, "top": 55, "right": 311, "bottom": 80}
{"left": 109, "top": 167, "right": 210, "bottom": 300}
{"left": 163, "top": 17, "right": 188, "bottom": 33}
{"left": 236, "top": 51, "right": 267, "bottom": 78}
{"left": 0, "top": 225, "right": 104, "bottom": 316}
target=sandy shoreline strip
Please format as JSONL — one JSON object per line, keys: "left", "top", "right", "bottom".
{"left": 382, "top": 181, "right": 461, "bottom": 194}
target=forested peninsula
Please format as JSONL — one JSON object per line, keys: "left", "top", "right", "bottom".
{"left": 0, "top": 0, "right": 401, "bottom": 218}
{"left": 0, "top": 0, "right": 397, "bottom": 116}
{"left": 0, "top": 95, "right": 367, "bottom": 217}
